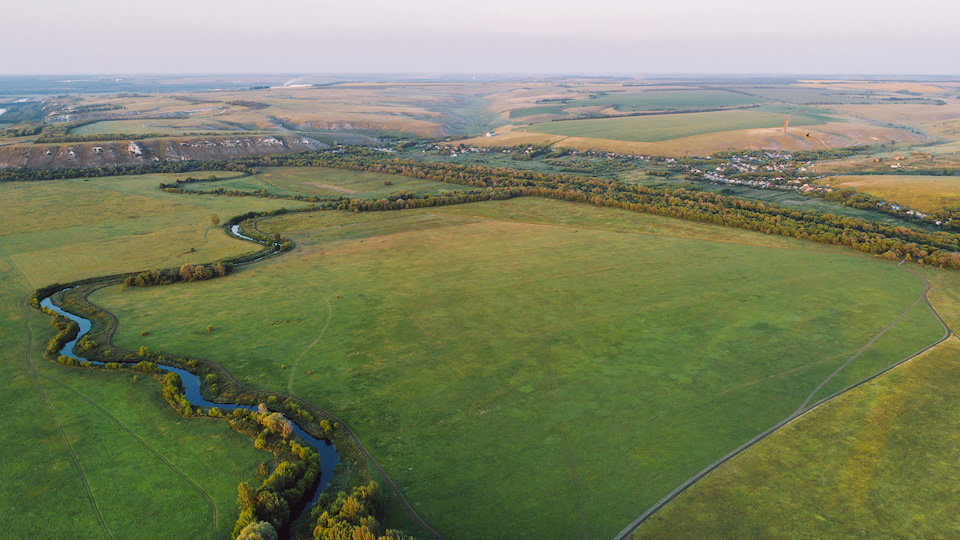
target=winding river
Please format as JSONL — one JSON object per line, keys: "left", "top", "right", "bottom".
{"left": 41, "top": 262, "right": 341, "bottom": 526}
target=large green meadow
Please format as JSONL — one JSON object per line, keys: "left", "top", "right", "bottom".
{"left": 93, "top": 196, "right": 942, "bottom": 538}
{"left": 0, "top": 173, "right": 302, "bottom": 537}
{"left": 68, "top": 119, "right": 241, "bottom": 136}
{"left": 563, "top": 90, "right": 759, "bottom": 112}
{"left": 522, "top": 105, "right": 837, "bottom": 142}
{"left": 182, "top": 166, "right": 477, "bottom": 200}
{"left": 632, "top": 264, "right": 960, "bottom": 539}
{"left": 635, "top": 337, "right": 960, "bottom": 539}
{"left": 509, "top": 90, "right": 758, "bottom": 119}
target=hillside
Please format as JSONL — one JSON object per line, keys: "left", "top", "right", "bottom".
{"left": 0, "top": 135, "right": 326, "bottom": 169}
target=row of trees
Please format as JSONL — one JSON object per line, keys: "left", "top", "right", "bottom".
{"left": 34, "top": 289, "right": 339, "bottom": 540}
{"left": 123, "top": 262, "right": 231, "bottom": 287}
{"left": 176, "top": 149, "right": 960, "bottom": 269}
{"left": 230, "top": 405, "right": 323, "bottom": 537}
{"left": 312, "top": 482, "right": 408, "bottom": 540}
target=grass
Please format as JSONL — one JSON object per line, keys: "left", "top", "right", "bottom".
{"left": 521, "top": 105, "right": 838, "bottom": 143}
{"left": 179, "top": 166, "right": 481, "bottom": 200}
{"left": 508, "top": 91, "right": 759, "bottom": 120}
{"left": 634, "top": 337, "right": 960, "bottom": 539}
{"left": 562, "top": 90, "right": 759, "bottom": 112}
{"left": 509, "top": 105, "right": 567, "bottom": 119}
{"left": 628, "top": 176, "right": 930, "bottom": 230}
{"left": 823, "top": 174, "right": 960, "bottom": 213}
{"left": 22, "top": 366, "right": 271, "bottom": 538}
{"left": 0, "top": 173, "right": 300, "bottom": 538}
{"left": 68, "top": 119, "right": 240, "bottom": 136}
{"left": 1, "top": 173, "right": 303, "bottom": 287}
{"left": 93, "top": 197, "right": 942, "bottom": 539}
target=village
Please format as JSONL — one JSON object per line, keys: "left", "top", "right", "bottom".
{"left": 425, "top": 140, "right": 941, "bottom": 228}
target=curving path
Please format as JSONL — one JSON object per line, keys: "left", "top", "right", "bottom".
{"left": 612, "top": 260, "right": 952, "bottom": 540}
{"left": 37, "top": 370, "right": 219, "bottom": 539}
{"left": 288, "top": 297, "right": 333, "bottom": 395}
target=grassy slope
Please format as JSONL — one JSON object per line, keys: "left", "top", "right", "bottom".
{"left": 562, "top": 90, "right": 759, "bottom": 111}
{"left": 185, "top": 166, "right": 479, "bottom": 200}
{"left": 94, "top": 197, "right": 942, "bottom": 539}
{"left": 0, "top": 174, "right": 298, "bottom": 538}
{"left": 631, "top": 263, "right": 960, "bottom": 539}
{"left": 635, "top": 337, "right": 960, "bottom": 539}
{"left": 68, "top": 119, "right": 240, "bottom": 135}
{"left": 521, "top": 106, "right": 836, "bottom": 142}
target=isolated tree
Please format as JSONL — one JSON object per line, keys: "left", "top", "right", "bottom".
{"left": 210, "top": 213, "right": 220, "bottom": 227}
{"left": 263, "top": 412, "right": 293, "bottom": 439}
{"left": 236, "top": 521, "right": 277, "bottom": 540}
{"left": 237, "top": 481, "right": 257, "bottom": 510}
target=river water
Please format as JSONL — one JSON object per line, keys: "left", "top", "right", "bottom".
{"left": 40, "top": 293, "right": 340, "bottom": 522}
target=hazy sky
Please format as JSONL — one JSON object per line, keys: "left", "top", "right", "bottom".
{"left": 5, "top": 0, "right": 958, "bottom": 75}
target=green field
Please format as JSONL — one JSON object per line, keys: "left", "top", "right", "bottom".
{"left": 92, "top": 196, "right": 942, "bottom": 539}
{"left": 68, "top": 119, "right": 241, "bottom": 136}
{"left": 509, "top": 91, "right": 759, "bottom": 120}
{"left": 635, "top": 336, "right": 960, "bottom": 539}
{"left": 509, "top": 105, "right": 568, "bottom": 119}
{"left": 522, "top": 105, "right": 838, "bottom": 142}
{"left": 181, "top": 166, "right": 479, "bottom": 200}
{"left": 563, "top": 90, "right": 759, "bottom": 112}
{"left": 2, "top": 173, "right": 303, "bottom": 286}
{"left": 0, "top": 174, "right": 304, "bottom": 537}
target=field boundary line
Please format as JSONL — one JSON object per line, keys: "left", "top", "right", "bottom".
{"left": 80, "top": 279, "right": 446, "bottom": 539}
{"left": 612, "top": 260, "right": 952, "bottom": 540}
{"left": 18, "top": 295, "right": 113, "bottom": 539}
{"left": 38, "top": 370, "right": 219, "bottom": 539}
{"left": 288, "top": 297, "right": 333, "bottom": 395}
{"left": 793, "top": 261, "right": 930, "bottom": 413}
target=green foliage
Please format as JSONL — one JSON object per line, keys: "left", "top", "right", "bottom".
{"left": 123, "top": 262, "right": 231, "bottom": 288}
{"left": 312, "top": 482, "right": 408, "bottom": 540}
{"left": 236, "top": 520, "right": 278, "bottom": 540}
{"left": 232, "top": 414, "right": 323, "bottom": 536}
{"left": 162, "top": 372, "right": 193, "bottom": 417}
{"left": 0, "top": 102, "right": 43, "bottom": 124}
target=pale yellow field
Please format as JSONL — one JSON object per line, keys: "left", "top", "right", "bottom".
{"left": 799, "top": 80, "right": 951, "bottom": 94}
{"left": 459, "top": 121, "right": 923, "bottom": 157}
{"left": 828, "top": 102, "right": 960, "bottom": 132}
{"left": 821, "top": 174, "right": 960, "bottom": 213}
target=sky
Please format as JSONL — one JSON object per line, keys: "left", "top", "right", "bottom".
{"left": 5, "top": 0, "right": 959, "bottom": 75}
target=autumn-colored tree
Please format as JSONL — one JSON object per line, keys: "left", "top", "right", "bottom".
{"left": 236, "top": 521, "right": 277, "bottom": 540}
{"left": 238, "top": 481, "right": 257, "bottom": 510}
{"left": 236, "top": 520, "right": 277, "bottom": 540}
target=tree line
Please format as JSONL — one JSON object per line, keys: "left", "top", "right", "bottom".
{"left": 150, "top": 148, "right": 960, "bottom": 269}
{"left": 123, "top": 262, "right": 231, "bottom": 288}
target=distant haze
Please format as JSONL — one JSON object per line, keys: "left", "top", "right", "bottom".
{"left": 5, "top": 0, "right": 959, "bottom": 75}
